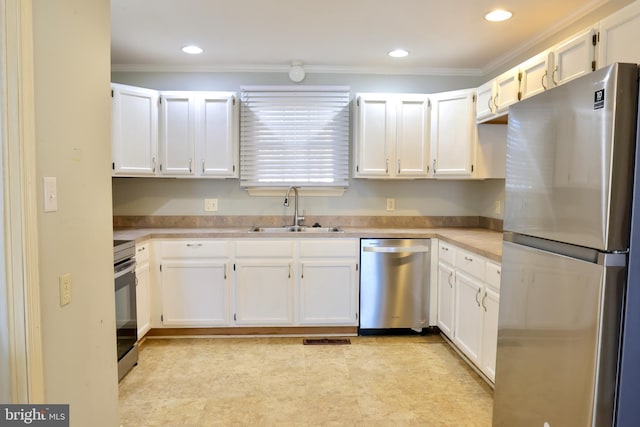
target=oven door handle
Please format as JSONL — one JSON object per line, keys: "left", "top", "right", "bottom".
{"left": 363, "top": 246, "right": 430, "bottom": 254}
{"left": 115, "top": 259, "right": 136, "bottom": 280}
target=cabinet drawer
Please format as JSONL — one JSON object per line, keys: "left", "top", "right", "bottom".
{"left": 299, "top": 239, "right": 358, "bottom": 258}
{"left": 235, "top": 240, "right": 293, "bottom": 257}
{"left": 135, "top": 241, "right": 150, "bottom": 264}
{"left": 456, "top": 249, "right": 485, "bottom": 280}
{"left": 438, "top": 241, "right": 456, "bottom": 265}
{"left": 485, "top": 261, "right": 501, "bottom": 290}
{"left": 160, "top": 240, "right": 229, "bottom": 258}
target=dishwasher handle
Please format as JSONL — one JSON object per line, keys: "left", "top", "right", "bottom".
{"left": 363, "top": 245, "right": 430, "bottom": 254}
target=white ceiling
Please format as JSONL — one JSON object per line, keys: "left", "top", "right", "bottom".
{"left": 111, "top": 0, "right": 612, "bottom": 75}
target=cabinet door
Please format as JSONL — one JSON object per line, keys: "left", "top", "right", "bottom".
{"left": 481, "top": 286, "right": 500, "bottom": 382}
{"left": 160, "top": 260, "right": 230, "bottom": 326}
{"left": 453, "top": 271, "right": 483, "bottom": 366}
{"left": 520, "top": 51, "right": 552, "bottom": 100}
{"left": 476, "top": 80, "right": 496, "bottom": 122}
{"left": 598, "top": 1, "right": 640, "bottom": 67}
{"left": 235, "top": 261, "right": 293, "bottom": 325}
{"left": 111, "top": 84, "right": 158, "bottom": 176}
{"left": 135, "top": 262, "right": 151, "bottom": 338}
{"left": 494, "top": 68, "right": 520, "bottom": 114}
{"left": 395, "top": 96, "right": 430, "bottom": 177}
{"left": 198, "top": 93, "right": 238, "bottom": 177}
{"left": 437, "top": 261, "right": 455, "bottom": 339}
{"left": 298, "top": 260, "right": 358, "bottom": 325}
{"left": 354, "top": 95, "right": 393, "bottom": 177}
{"left": 159, "top": 93, "right": 195, "bottom": 176}
{"left": 552, "top": 28, "right": 595, "bottom": 86}
{"left": 431, "top": 89, "right": 476, "bottom": 177}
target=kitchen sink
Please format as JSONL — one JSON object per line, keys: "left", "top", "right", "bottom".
{"left": 249, "top": 226, "right": 342, "bottom": 233}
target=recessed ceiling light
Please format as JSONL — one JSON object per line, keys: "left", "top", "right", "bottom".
{"left": 182, "top": 45, "right": 203, "bottom": 55}
{"left": 389, "top": 49, "right": 409, "bottom": 58}
{"left": 485, "top": 9, "right": 513, "bottom": 22}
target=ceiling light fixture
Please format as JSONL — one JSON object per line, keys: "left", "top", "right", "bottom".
{"left": 484, "top": 9, "right": 513, "bottom": 22}
{"left": 388, "top": 49, "right": 409, "bottom": 58}
{"left": 182, "top": 45, "right": 203, "bottom": 55}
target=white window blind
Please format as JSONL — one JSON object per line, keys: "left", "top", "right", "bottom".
{"left": 240, "top": 86, "right": 350, "bottom": 187}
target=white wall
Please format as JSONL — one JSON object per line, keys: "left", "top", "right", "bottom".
{"left": 113, "top": 177, "right": 505, "bottom": 219}
{"left": 32, "top": 1, "right": 119, "bottom": 426}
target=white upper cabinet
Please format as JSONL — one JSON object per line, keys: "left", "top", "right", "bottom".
{"left": 475, "top": 80, "right": 497, "bottom": 123}
{"left": 111, "top": 83, "right": 159, "bottom": 176}
{"left": 354, "top": 93, "right": 431, "bottom": 178}
{"left": 551, "top": 28, "right": 596, "bottom": 87}
{"left": 199, "top": 94, "right": 238, "bottom": 177}
{"left": 598, "top": 0, "right": 640, "bottom": 67}
{"left": 159, "top": 92, "right": 195, "bottom": 176}
{"left": 520, "top": 51, "right": 552, "bottom": 100}
{"left": 158, "top": 91, "right": 239, "bottom": 178}
{"left": 494, "top": 67, "right": 520, "bottom": 114}
{"left": 430, "top": 89, "right": 477, "bottom": 178}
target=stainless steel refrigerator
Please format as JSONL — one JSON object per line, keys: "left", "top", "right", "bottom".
{"left": 493, "top": 63, "right": 640, "bottom": 426}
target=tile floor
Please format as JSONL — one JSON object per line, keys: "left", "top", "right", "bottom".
{"left": 118, "top": 334, "right": 493, "bottom": 426}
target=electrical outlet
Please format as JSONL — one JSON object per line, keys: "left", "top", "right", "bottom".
{"left": 386, "top": 198, "right": 396, "bottom": 211}
{"left": 495, "top": 200, "right": 501, "bottom": 215}
{"left": 204, "top": 198, "right": 218, "bottom": 212}
{"left": 59, "top": 273, "right": 71, "bottom": 306}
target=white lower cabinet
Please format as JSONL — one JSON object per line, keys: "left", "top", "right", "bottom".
{"left": 157, "top": 240, "right": 231, "bottom": 327}
{"left": 154, "top": 237, "right": 359, "bottom": 329}
{"left": 437, "top": 241, "right": 501, "bottom": 383}
{"left": 298, "top": 239, "right": 359, "bottom": 325}
{"left": 135, "top": 241, "right": 151, "bottom": 338}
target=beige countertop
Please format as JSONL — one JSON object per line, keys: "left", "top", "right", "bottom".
{"left": 114, "top": 226, "right": 503, "bottom": 262}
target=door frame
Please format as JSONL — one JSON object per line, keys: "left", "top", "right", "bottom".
{"left": 1, "top": 0, "right": 44, "bottom": 403}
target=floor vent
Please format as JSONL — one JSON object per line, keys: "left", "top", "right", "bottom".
{"left": 303, "top": 338, "right": 351, "bottom": 345}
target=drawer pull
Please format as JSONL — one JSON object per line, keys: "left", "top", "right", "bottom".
{"left": 441, "top": 247, "right": 449, "bottom": 252}
{"left": 186, "top": 243, "right": 203, "bottom": 248}
{"left": 465, "top": 256, "right": 473, "bottom": 262}
{"left": 475, "top": 288, "right": 481, "bottom": 307}
{"left": 448, "top": 271, "right": 454, "bottom": 287}
{"left": 482, "top": 292, "right": 488, "bottom": 311}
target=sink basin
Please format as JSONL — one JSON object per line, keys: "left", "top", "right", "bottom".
{"left": 249, "top": 226, "right": 342, "bottom": 233}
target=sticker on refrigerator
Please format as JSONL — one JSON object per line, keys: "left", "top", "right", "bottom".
{"left": 594, "top": 89, "right": 605, "bottom": 110}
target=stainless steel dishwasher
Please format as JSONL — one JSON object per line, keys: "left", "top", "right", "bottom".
{"left": 360, "top": 239, "right": 431, "bottom": 331}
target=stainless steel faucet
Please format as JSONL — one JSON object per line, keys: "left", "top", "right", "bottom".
{"left": 284, "top": 186, "right": 304, "bottom": 229}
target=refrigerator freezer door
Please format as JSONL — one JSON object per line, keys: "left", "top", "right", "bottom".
{"left": 504, "top": 63, "right": 639, "bottom": 251}
{"left": 493, "top": 241, "right": 624, "bottom": 427}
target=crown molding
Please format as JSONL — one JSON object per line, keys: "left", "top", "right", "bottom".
{"left": 111, "top": 63, "right": 483, "bottom": 77}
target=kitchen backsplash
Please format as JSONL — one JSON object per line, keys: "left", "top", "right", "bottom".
{"left": 113, "top": 215, "right": 503, "bottom": 231}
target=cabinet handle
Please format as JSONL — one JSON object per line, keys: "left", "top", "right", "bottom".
{"left": 475, "top": 288, "right": 481, "bottom": 307}
{"left": 493, "top": 92, "right": 499, "bottom": 109}
{"left": 482, "top": 291, "right": 488, "bottom": 312}
{"left": 397, "top": 159, "right": 401, "bottom": 174}
{"left": 202, "top": 159, "right": 205, "bottom": 174}
{"left": 441, "top": 246, "right": 448, "bottom": 252}
{"left": 464, "top": 256, "right": 473, "bottom": 262}
{"left": 301, "top": 263, "right": 304, "bottom": 279}
{"left": 552, "top": 65, "right": 559, "bottom": 86}
{"left": 137, "top": 247, "right": 146, "bottom": 253}
{"left": 189, "top": 158, "right": 193, "bottom": 173}
{"left": 385, "top": 158, "right": 389, "bottom": 174}
{"left": 448, "top": 271, "right": 454, "bottom": 287}
{"left": 288, "top": 264, "right": 291, "bottom": 279}
{"left": 186, "top": 243, "right": 202, "bottom": 248}
{"left": 152, "top": 156, "right": 156, "bottom": 173}
{"left": 487, "top": 96, "right": 493, "bottom": 112}
{"left": 541, "top": 70, "right": 548, "bottom": 90}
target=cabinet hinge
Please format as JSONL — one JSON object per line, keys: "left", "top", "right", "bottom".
{"left": 592, "top": 60, "right": 597, "bottom": 72}
{"left": 232, "top": 97, "right": 236, "bottom": 106}
{"left": 233, "top": 263, "right": 236, "bottom": 271}
{"left": 234, "top": 313, "right": 237, "bottom": 321}
{"left": 471, "top": 164, "right": 474, "bottom": 173}
{"left": 592, "top": 33, "right": 598, "bottom": 46}
{"left": 356, "top": 263, "right": 359, "bottom": 271}
{"left": 517, "top": 91, "right": 522, "bottom": 101}
{"left": 159, "top": 97, "right": 162, "bottom": 105}
{"left": 356, "top": 165, "right": 359, "bottom": 173}
{"left": 355, "top": 312, "right": 358, "bottom": 320}
{"left": 472, "top": 94, "right": 476, "bottom": 103}
{"left": 161, "top": 314, "right": 164, "bottom": 322}
{"left": 233, "top": 164, "right": 236, "bottom": 173}
{"left": 160, "top": 264, "right": 162, "bottom": 272}
{"left": 428, "top": 99, "right": 431, "bottom": 108}
{"left": 112, "top": 162, "right": 115, "bottom": 170}
{"left": 159, "top": 164, "right": 163, "bottom": 172}
{"left": 111, "top": 89, "right": 114, "bottom": 98}
{"left": 518, "top": 71, "right": 522, "bottom": 82}
{"left": 356, "top": 98, "right": 360, "bottom": 107}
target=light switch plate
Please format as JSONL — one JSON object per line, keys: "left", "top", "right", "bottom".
{"left": 386, "top": 198, "right": 396, "bottom": 211}
{"left": 44, "top": 177, "right": 58, "bottom": 212}
{"left": 59, "top": 273, "right": 71, "bottom": 306}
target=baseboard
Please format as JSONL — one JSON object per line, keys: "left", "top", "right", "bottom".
{"left": 144, "top": 326, "right": 358, "bottom": 337}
